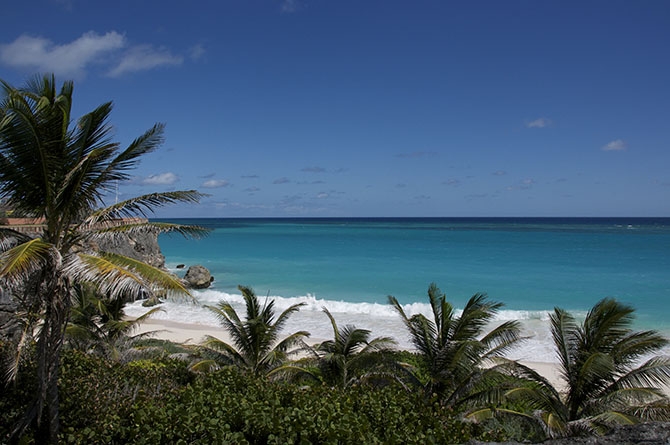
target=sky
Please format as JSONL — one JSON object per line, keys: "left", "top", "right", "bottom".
{"left": 1, "top": 1, "right": 669, "bottom": 217}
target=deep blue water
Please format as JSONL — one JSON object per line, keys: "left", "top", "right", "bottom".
{"left": 125, "top": 217, "right": 670, "bottom": 361}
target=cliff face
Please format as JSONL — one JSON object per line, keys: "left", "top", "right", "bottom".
{"left": 93, "top": 229, "right": 165, "bottom": 269}
{"left": 0, "top": 229, "right": 165, "bottom": 342}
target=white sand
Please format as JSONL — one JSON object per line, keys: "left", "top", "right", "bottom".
{"left": 136, "top": 318, "right": 567, "bottom": 389}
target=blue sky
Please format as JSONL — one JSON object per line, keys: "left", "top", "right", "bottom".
{"left": 2, "top": 1, "right": 669, "bottom": 217}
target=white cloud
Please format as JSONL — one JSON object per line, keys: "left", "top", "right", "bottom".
{"left": 202, "top": 179, "right": 230, "bottom": 188}
{"left": 273, "top": 177, "right": 291, "bottom": 184}
{"left": 142, "top": 172, "right": 179, "bottom": 185}
{"left": 108, "top": 44, "right": 183, "bottom": 77}
{"left": 526, "top": 118, "right": 551, "bottom": 128}
{"left": 0, "top": 31, "right": 125, "bottom": 78}
{"left": 507, "top": 178, "right": 536, "bottom": 191}
{"left": 302, "top": 166, "right": 326, "bottom": 173}
{"left": 1, "top": 31, "right": 187, "bottom": 79}
{"left": 602, "top": 139, "right": 627, "bottom": 151}
{"left": 189, "top": 44, "right": 205, "bottom": 61}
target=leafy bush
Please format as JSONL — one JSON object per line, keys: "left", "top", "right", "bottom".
{"left": 2, "top": 345, "right": 493, "bottom": 444}
{"left": 58, "top": 350, "right": 193, "bottom": 444}
{"left": 0, "top": 340, "right": 37, "bottom": 442}
{"left": 120, "top": 369, "right": 477, "bottom": 444}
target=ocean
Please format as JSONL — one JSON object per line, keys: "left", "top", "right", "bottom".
{"left": 125, "top": 217, "right": 670, "bottom": 363}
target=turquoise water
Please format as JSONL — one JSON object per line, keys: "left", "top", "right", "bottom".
{"left": 125, "top": 217, "right": 670, "bottom": 362}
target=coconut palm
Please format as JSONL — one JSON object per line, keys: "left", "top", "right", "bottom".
{"left": 282, "top": 307, "right": 400, "bottom": 387}
{"left": 494, "top": 298, "right": 670, "bottom": 438}
{"left": 190, "top": 285, "right": 310, "bottom": 376}
{"left": 0, "top": 74, "right": 207, "bottom": 443}
{"left": 389, "top": 283, "right": 523, "bottom": 408}
{"left": 66, "top": 283, "right": 164, "bottom": 361}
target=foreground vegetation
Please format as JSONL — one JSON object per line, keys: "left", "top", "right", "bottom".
{"left": 1, "top": 347, "right": 491, "bottom": 444}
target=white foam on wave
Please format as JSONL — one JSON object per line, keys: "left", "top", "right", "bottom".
{"left": 123, "top": 289, "right": 622, "bottom": 364}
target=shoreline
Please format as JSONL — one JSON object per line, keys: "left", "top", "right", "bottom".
{"left": 135, "top": 318, "right": 566, "bottom": 389}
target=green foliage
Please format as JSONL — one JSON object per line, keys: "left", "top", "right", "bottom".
{"left": 116, "top": 369, "right": 477, "bottom": 444}
{"left": 2, "top": 344, "right": 484, "bottom": 444}
{"left": 65, "top": 282, "right": 166, "bottom": 362}
{"left": 191, "top": 285, "right": 309, "bottom": 376}
{"left": 389, "top": 283, "right": 523, "bottom": 408}
{"left": 0, "top": 340, "right": 37, "bottom": 443}
{"left": 57, "top": 351, "right": 193, "bottom": 444}
{"left": 496, "top": 298, "right": 670, "bottom": 438}
{"left": 282, "top": 307, "right": 403, "bottom": 388}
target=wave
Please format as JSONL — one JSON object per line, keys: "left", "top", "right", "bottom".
{"left": 125, "top": 288, "right": 561, "bottom": 361}
{"left": 124, "top": 288, "right": 669, "bottom": 364}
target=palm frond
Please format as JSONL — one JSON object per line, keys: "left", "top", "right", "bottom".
{"left": 267, "top": 364, "right": 321, "bottom": 382}
{"left": 273, "top": 301, "right": 307, "bottom": 334}
{"left": 200, "top": 335, "right": 247, "bottom": 367}
{"left": 88, "top": 220, "right": 210, "bottom": 240}
{"left": 188, "top": 359, "right": 222, "bottom": 373}
{"left": 551, "top": 307, "right": 577, "bottom": 383}
{"left": 86, "top": 252, "right": 191, "bottom": 297}
{"left": 613, "top": 356, "right": 670, "bottom": 390}
{"left": 0, "top": 228, "right": 33, "bottom": 252}
{"left": 452, "top": 293, "right": 499, "bottom": 343}
{"left": 67, "top": 252, "right": 190, "bottom": 303}
{"left": 480, "top": 320, "right": 524, "bottom": 360}
{"left": 106, "top": 123, "right": 165, "bottom": 174}
{"left": 0, "top": 238, "right": 58, "bottom": 286}
{"left": 610, "top": 330, "right": 669, "bottom": 368}
{"left": 89, "top": 190, "right": 206, "bottom": 221}
{"left": 272, "top": 331, "right": 311, "bottom": 354}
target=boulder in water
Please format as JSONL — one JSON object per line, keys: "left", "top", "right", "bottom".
{"left": 183, "top": 265, "right": 213, "bottom": 289}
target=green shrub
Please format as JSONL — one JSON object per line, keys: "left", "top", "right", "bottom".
{"left": 2, "top": 343, "right": 526, "bottom": 444}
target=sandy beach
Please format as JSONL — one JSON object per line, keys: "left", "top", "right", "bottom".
{"left": 136, "top": 318, "right": 566, "bottom": 389}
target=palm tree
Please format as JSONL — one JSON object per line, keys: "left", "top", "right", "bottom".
{"left": 190, "top": 285, "right": 310, "bottom": 376}
{"left": 496, "top": 298, "right": 670, "bottom": 438}
{"left": 389, "top": 283, "right": 523, "bottom": 408}
{"left": 66, "top": 283, "right": 164, "bottom": 361}
{"left": 285, "top": 307, "right": 399, "bottom": 387}
{"left": 0, "top": 74, "right": 207, "bottom": 443}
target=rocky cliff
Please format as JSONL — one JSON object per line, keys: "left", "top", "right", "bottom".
{"left": 0, "top": 228, "right": 165, "bottom": 342}
{"left": 92, "top": 229, "right": 165, "bottom": 269}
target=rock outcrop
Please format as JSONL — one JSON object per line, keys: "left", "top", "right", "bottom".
{"left": 183, "top": 265, "right": 213, "bottom": 289}
{"left": 467, "top": 422, "right": 670, "bottom": 445}
{"left": 93, "top": 229, "right": 165, "bottom": 269}
{"left": 0, "top": 224, "right": 166, "bottom": 341}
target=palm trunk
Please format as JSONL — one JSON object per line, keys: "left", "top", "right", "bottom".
{"left": 12, "top": 274, "right": 70, "bottom": 444}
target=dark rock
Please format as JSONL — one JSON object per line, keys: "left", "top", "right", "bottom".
{"left": 468, "top": 422, "right": 670, "bottom": 445}
{"left": 142, "top": 295, "right": 163, "bottom": 307}
{"left": 183, "top": 265, "right": 213, "bottom": 289}
{"left": 176, "top": 264, "right": 185, "bottom": 269}
{"left": 547, "top": 422, "right": 670, "bottom": 445}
